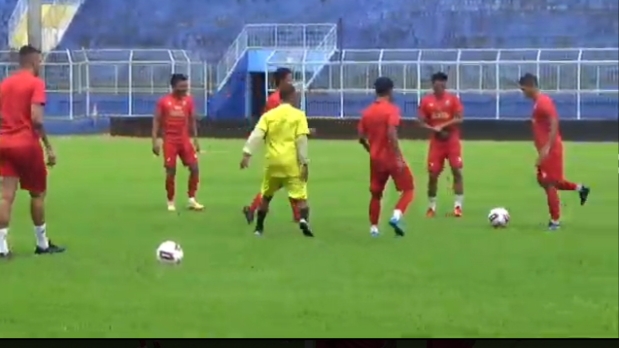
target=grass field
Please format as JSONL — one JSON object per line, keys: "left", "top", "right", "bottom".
{"left": 1, "top": 138, "right": 617, "bottom": 338}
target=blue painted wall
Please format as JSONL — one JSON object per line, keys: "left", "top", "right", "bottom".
{"left": 0, "top": 0, "right": 617, "bottom": 125}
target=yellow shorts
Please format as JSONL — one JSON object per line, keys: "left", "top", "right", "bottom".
{"left": 260, "top": 174, "right": 307, "bottom": 200}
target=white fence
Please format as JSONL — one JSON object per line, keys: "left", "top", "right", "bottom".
{"left": 267, "top": 48, "right": 619, "bottom": 119}
{"left": 0, "top": 49, "right": 209, "bottom": 118}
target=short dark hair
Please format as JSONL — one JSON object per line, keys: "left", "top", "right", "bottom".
{"left": 519, "top": 73, "right": 538, "bottom": 87}
{"left": 170, "top": 73, "right": 188, "bottom": 87}
{"left": 274, "top": 67, "right": 292, "bottom": 86}
{"left": 278, "top": 83, "right": 296, "bottom": 102}
{"left": 19, "top": 45, "right": 41, "bottom": 57}
{"left": 374, "top": 76, "right": 394, "bottom": 96}
{"left": 431, "top": 72, "right": 448, "bottom": 83}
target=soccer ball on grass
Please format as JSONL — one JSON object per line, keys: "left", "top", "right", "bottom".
{"left": 156, "top": 241, "right": 184, "bottom": 264}
{"left": 488, "top": 208, "right": 510, "bottom": 228}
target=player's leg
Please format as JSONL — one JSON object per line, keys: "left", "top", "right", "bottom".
{"left": 254, "top": 173, "right": 280, "bottom": 236}
{"left": 388, "top": 164, "right": 415, "bottom": 236}
{"left": 550, "top": 149, "right": 590, "bottom": 205}
{"left": 180, "top": 142, "right": 203, "bottom": 211}
{"left": 0, "top": 148, "right": 19, "bottom": 258}
{"left": 286, "top": 177, "right": 313, "bottom": 237}
{"left": 243, "top": 192, "right": 263, "bottom": 224}
{"left": 537, "top": 156, "right": 570, "bottom": 230}
{"left": 21, "top": 145, "right": 65, "bottom": 254}
{"left": 368, "top": 165, "right": 389, "bottom": 236}
{"left": 426, "top": 145, "right": 445, "bottom": 217}
{"left": 448, "top": 143, "right": 464, "bottom": 217}
{"left": 163, "top": 143, "right": 178, "bottom": 211}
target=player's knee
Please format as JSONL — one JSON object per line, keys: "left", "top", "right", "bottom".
{"left": 428, "top": 171, "right": 440, "bottom": 181}
{"left": 370, "top": 190, "right": 383, "bottom": 200}
{"left": 29, "top": 190, "right": 46, "bottom": 199}
{"left": 188, "top": 164, "right": 199, "bottom": 174}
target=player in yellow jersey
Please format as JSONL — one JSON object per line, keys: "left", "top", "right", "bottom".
{"left": 240, "top": 83, "right": 313, "bottom": 237}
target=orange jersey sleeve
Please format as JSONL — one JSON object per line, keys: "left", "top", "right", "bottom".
{"left": 540, "top": 96, "right": 558, "bottom": 119}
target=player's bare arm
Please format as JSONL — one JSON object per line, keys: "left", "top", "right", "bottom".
{"left": 31, "top": 103, "right": 55, "bottom": 166}
{"left": 189, "top": 111, "right": 200, "bottom": 152}
{"left": 151, "top": 107, "right": 162, "bottom": 156}
{"left": 241, "top": 126, "right": 266, "bottom": 169}
{"left": 416, "top": 108, "right": 439, "bottom": 132}
{"left": 387, "top": 123, "right": 404, "bottom": 168}
{"left": 296, "top": 134, "right": 310, "bottom": 181}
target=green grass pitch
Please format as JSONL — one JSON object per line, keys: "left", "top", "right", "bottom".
{"left": 1, "top": 138, "right": 617, "bottom": 338}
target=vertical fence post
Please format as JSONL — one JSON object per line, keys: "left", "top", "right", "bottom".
{"left": 455, "top": 49, "right": 461, "bottom": 98}
{"left": 495, "top": 50, "right": 501, "bottom": 119}
{"left": 576, "top": 49, "right": 583, "bottom": 120}
{"left": 416, "top": 50, "right": 421, "bottom": 106}
{"left": 83, "top": 48, "right": 91, "bottom": 117}
{"left": 128, "top": 50, "right": 134, "bottom": 116}
{"left": 67, "top": 49, "right": 74, "bottom": 120}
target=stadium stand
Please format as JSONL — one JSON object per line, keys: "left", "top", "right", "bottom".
{"left": 0, "top": 0, "right": 617, "bottom": 132}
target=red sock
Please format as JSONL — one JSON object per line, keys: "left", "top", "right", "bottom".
{"left": 165, "top": 175, "right": 175, "bottom": 201}
{"left": 556, "top": 180, "right": 579, "bottom": 191}
{"left": 288, "top": 198, "right": 300, "bottom": 221}
{"left": 249, "top": 193, "right": 262, "bottom": 212}
{"left": 395, "top": 189, "right": 414, "bottom": 213}
{"left": 369, "top": 196, "right": 381, "bottom": 225}
{"left": 545, "top": 186, "right": 561, "bottom": 221}
{"left": 187, "top": 172, "right": 199, "bottom": 198}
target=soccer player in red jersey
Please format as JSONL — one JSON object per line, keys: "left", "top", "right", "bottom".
{"left": 0, "top": 45, "right": 65, "bottom": 258}
{"left": 358, "top": 77, "right": 415, "bottom": 237}
{"left": 151, "top": 74, "right": 203, "bottom": 212}
{"left": 418, "top": 72, "right": 465, "bottom": 217}
{"left": 519, "top": 73, "right": 590, "bottom": 230}
{"left": 242, "top": 67, "right": 302, "bottom": 223}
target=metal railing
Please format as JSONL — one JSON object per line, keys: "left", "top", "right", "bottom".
{"left": 266, "top": 48, "right": 619, "bottom": 119}
{"left": 215, "top": 23, "right": 337, "bottom": 90}
{"left": 0, "top": 49, "right": 209, "bottom": 119}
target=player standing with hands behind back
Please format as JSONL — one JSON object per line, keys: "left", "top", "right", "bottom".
{"left": 240, "top": 83, "right": 313, "bottom": 237}
{"left": 0, "top": 45, "right": 65, "bottom": 258}
{"left": 418, "top": 72, "right": 465, "bottom": 217}
{"left": 519, "top": 73, "right": 590, "bottom": 230}
{"left": 152, "top": 74, "right": 203, "bottom": 212}
{"left": 358, "top": 77, "right": 415, "bottom": 237}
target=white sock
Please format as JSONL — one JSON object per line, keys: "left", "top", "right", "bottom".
{"left": 576, "top": 184, "right": 583, "bottom": 191}
{"left": 551, "top": 219, "right": 560, "bottom": 224}
{"left": 370, "top": 225, "right": 379, "bottom": 234}
{"left": 428, "top": 197, "right": 437, "bottom": 210}
{"left": 392, "top": 209, "right": 402, "bottom": 221}
{"left": 34, "top": 224, "right": 49, "bottom": 249}
{"left": 0, "top": 228, "right": 8, "bottom": 254}
{"left": 188, "top": 197, "right": 196, "bottom": 203}
{"left": 455, "top": 195, "right": 464, "bottom": 208}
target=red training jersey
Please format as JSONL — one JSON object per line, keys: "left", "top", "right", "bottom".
{"left": 418, "top": 92, "right": 463, "bottom": 141}
{"left": 358, "top": 100, "right": 402, "bottom": 164}
{"left": 265, "top": 90, "right": 282, "bottom": 113}
{"left": 156, "top": 94, "right": 195, "bottom": 144}
{"left": 531, "top": 93, "right": 562, "bottom": 151}
{"left": 0, "top": 70, "right": 46, "bottom": 147}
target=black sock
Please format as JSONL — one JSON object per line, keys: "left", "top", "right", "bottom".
{"left": 256, "top": 210, "right": 267, "bottom": 231}
{"left": 299, "top": 207, "right": 309, "bottom": 222}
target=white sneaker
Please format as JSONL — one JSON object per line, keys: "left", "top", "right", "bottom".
{"left": 188, "top": 198, "right": 204, "bottom": 211}
{"left": 167, "top": 201, "right": 176, "bottom": 212}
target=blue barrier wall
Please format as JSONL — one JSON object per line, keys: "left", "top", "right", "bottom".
{"left": 303, "top": 92, "right": 618, "bottom": 120}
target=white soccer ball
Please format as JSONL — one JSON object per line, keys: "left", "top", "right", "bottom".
{"left": 156, "top": 241, "right": 184, "bottom": 264}
{"left": 488, "top": 207, "right": 510, "bottom": 228}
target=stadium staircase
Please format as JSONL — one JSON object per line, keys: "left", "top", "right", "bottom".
{"left": 8, "top": 0, "right": 83, "bottom": 52}
{"left": 211, "top": 23, "right": 337, "bottom": 118}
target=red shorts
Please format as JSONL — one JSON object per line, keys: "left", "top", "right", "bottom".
{"left": 369, "top": 160, "right": 414, "bottom": 193}
{"left": 537, "top": 150, "right": 564, "bottom": 183}
{"left": 0, "top": 143, "right": 47, "bottom": 193}
{"left": 427, "top": 140, "right": 462, "bottom": 174}
{"left": 163, "top": 141, "right": 197, "bottom": 168}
